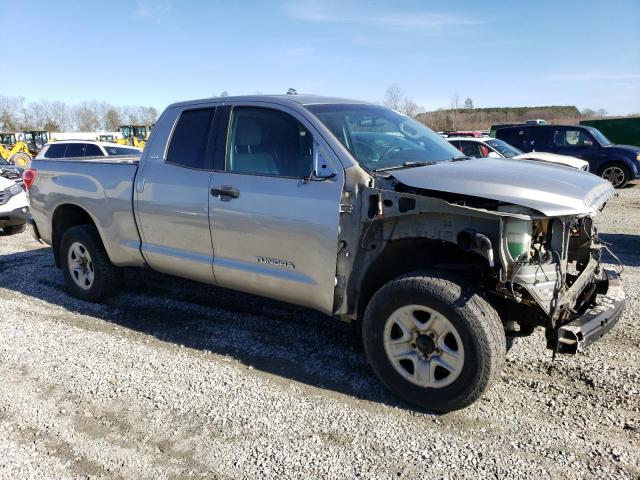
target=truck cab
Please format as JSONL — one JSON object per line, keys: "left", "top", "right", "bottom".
{"left": 495, "top": 124, "right": 640, "bottom": 187}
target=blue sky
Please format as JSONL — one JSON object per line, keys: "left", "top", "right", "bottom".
{"left": 1, "top": 0, "right": 639, "bottom": 114}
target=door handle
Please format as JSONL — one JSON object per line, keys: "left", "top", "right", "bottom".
{"left": 210, "top": 185, "right": 240, "bottom": 200}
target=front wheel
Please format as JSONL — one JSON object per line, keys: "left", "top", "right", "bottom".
{"left": 60, "top": 225, "right": 122, "bottom": 302}
{"left": 362, "top": 272, "right": 506, "bottom": 413}
{"left": 600, "top": 163, "right": 630, "bottom": 188}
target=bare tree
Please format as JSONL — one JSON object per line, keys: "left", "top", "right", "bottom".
{"left": 384, "top": 84, "right": 404, "bottom": 111}
{"left": 401, "top": 97, "right": 419, "bottom": 117}
{"left": 597, "top": 108, "right": 608, "bottom": 118}
{"left": 0, "top": 96, "right": 21, "bottom": 131}
{"left": 580, "top": 108, "right": 596, "bottom": 118}
{"left": 73, "top": 102, "right": 101, "bottom": 131}
{"left": 104, "top": 108, "right": 122, "bottom": 131}
{"left": 450, "top": 94, "right": 461, "bottom": 130}
{"left": 464, "top": 98, "right": 474, "bottom": 109}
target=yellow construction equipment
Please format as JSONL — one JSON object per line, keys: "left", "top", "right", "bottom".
{"left": 0, "top": 132, "right": 32, "bottom": 168}
{"left": 117, "top": 125, "right": 148, "bottom": 149}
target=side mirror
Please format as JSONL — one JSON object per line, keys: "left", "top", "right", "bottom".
{"left": 487, "top": 151, "right": 501, "bottom": 158}
{"left": 304, "top": 146, "right": 336, "bottom": 182}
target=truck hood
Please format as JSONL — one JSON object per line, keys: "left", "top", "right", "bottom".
{"left": 389, "top": 158, "right": 615, "bottom": 217}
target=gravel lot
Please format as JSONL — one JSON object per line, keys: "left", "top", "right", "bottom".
{"left": 1, "top": 183, "right": 639, "bottom": 479}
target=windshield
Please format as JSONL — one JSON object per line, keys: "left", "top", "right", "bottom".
{"left": 585, "top": 126, "right": 612, "bottom": 146}
{"left": 485, "top": 138, "right": 523, "bottom": 158}
{"left": 306, "top": 104, "right": 465, "bottom": 171}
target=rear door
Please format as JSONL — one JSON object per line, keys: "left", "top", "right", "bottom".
{"left": 208, "top": 103, "right": 344, "bottom": 314}
{"left": 496, "top": 128, "right": 528, "bottom": 151}
{"left": 135, "top": 105, "right": 218, "bottom": 284}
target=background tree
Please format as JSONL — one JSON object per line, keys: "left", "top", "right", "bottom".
{"left": 104, "top": 108, "right": 122, "bottom": 131}
{"left": 286, "top": 88, "right": 298, "bottom": 95}
{"left": 450, "top": 94, "right": 461, "bottom": 129}
{"left": 581, "top": 108, "right": 596, "bottom": 118}
{"left": 384, "top": 84, "right": 404, "bottom": 111}
{"left": 401, "top": 97, "right": 419, "bottom": 117}
{"left": 464, "top": 98, "right": 474, "bottom": 109}
{"left": 597, "top": 108, "right": 608, "bottom": 118}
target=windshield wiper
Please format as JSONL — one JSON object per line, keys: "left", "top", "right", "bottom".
{"left": 374, "top": 161, "right": 438, "bottom": 172}
{"left": 451, "top": 156, "right": 472, "bottom": 161}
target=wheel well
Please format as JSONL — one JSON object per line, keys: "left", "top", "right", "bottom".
{"left": 354, "top": 238, "right": 490, "bottom": 320}
{"left": 51, "top": 204, "right": 95, "bottom": 268}
{"left": 598, "top": 161, "right": 629, "bottom": 175}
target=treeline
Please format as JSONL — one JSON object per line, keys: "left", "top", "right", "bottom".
{"left": 0, "top": 95, "right": 159, "bottom": 132}
{"left": 416, "top": 105, "right": 585, "bottom": 131}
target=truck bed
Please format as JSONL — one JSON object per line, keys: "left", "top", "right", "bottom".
{"left": 29, "top": 155, "right": 145, "bottom": 267}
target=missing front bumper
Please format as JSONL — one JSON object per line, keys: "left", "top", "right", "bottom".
{"left": 553, "top": 269, "right": 625, "bottom": 354}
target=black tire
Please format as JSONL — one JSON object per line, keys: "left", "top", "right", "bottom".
{"left": 60, "top": 225, "right": 122, "bottom": 302}
{"left": 1, "top": 224, "right": 27, "bottom": 236}
{"left": 362, "top": 271, "right": 505, "bottom": 413}
{"left": 600, "top": 163, "right": 630, "bottom": 189}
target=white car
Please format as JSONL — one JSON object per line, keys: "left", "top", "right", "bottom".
{"left": 36, "top": 140, "right": 142, "bottom": 160}
{"left": 0, "top": 173, "right": 29, "bottom": 236}
{"left": 448, "top": 137, "right": 590, "bottom": 171}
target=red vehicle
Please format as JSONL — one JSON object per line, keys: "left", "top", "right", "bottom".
{"left": 446, "top": 130, "right": 484, "bottom": 138}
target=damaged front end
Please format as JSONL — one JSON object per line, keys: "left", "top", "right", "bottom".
{"left": 336, "top": 162, "right": 624, "bottom": 355}
{"left": 497, "top": 213, "right": 625, "bottom": 354}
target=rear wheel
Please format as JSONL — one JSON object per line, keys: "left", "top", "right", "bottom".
{"left": 600, "top": 163, "right": 630, "bottom": 188}
{"left": 60, "top": 225, "right": 122, "bottom": 302}
{"left": 363, "top": 272, "right": 505, "bottom": 413}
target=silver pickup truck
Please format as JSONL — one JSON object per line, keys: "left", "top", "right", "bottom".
{"left": 27, "top": 95, "right": 625, "bottom": 412}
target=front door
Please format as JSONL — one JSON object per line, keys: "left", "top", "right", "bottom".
{"left": 135, "top": 106, "right": 217, "bottom": 284}
{"left": 209, "top": 105, "right": 344, "bottom": 314}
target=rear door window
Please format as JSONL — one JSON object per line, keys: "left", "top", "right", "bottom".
{"left": 166, "top": 108, "right": 216, "bottom": 170}
{"left": 84, "top": 144, "right": 104, "bottom": 156}
{"left": 43, "top": 143, "right": 67, "bottom": 158}
{"left": 64, "top": 143, "right": 86, "bottom": 158}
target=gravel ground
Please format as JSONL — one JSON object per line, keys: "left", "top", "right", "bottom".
{"left": 0, "top": 183, "right": 639, "bottom": 480}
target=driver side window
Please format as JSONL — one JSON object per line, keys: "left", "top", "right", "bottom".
{"left": 554, "top": 129, "right": 594, "bottom": 147}
{"left": 227, "top": 107, "right": 313, "bottom": 178}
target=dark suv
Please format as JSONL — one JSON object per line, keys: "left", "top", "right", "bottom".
{"left": 495, "top": 124, "right": 640, "bottom": 188}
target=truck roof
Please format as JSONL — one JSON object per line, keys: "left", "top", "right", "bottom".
{"left": 169, "top": 94, "right": 371, "bottom": 109}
